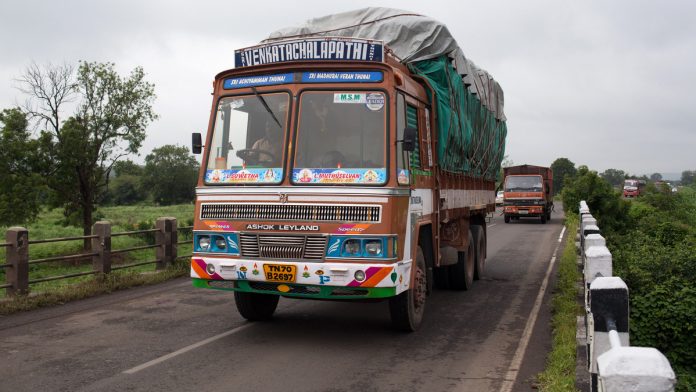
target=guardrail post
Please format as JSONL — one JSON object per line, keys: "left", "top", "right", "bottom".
{"left": 5, "top": 227, "right": 29, "bottom": 296}
{"left": 91, "top": 221, "right": 112, "bottom": 275}
{"left": 156, "top": 217, "right": 177, "bottom": 270}
{"left": 589, "top": 277, "right": 629, "bottom": 392}
{"left": 585, "top": 246, "right": 612, "bottom": 289}
{"left": 597, "top": 346, "right": 675, "bottom": 392}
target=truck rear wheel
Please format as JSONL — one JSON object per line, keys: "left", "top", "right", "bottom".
{"left": 449, "top": 232, "right": 475, "bottom": 290}
{"left": 471, "top": 225, "right": 486, "bottom": 280}
{"left": 234, "top": 292, "right": 279, "bottom": 321}
{"left": 389, "top": 246, "right": 427, "bottom": 332}
{"left": 504, "top": 215, "right": 510, "bottom": 223}
{"left": 541, "top": 213, "right": 547, "bottom": 224}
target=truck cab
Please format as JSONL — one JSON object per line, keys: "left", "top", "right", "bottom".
{"left": 502, "top": 165, "right": 553, "bottom": 224}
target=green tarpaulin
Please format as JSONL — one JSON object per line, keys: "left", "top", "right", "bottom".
{"left": 409, "top": 56, "right": 506, "bottom": 181}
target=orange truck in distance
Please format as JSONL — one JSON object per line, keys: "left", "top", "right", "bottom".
{"left": 502, "top": 165, "right": 553, "bottom": 224}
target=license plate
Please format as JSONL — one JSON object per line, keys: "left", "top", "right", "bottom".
{"left": 263, "top": 264, "right": 297, "bottom": 282}
{"left": 518, "top": 210, "right": 529, "bottom": 214}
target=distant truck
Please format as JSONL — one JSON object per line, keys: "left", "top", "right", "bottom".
{"left": 622, "top": 179, "right": 645, "bottom": 198}
{"left": 502, "top": 165, "right": 553, "bottom": 224}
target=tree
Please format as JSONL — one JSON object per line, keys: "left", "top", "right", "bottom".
{"left": 142, "top": 145, "right": 199, "bottom": 205}
{"left": 18, "top": 62, "right": 157, "bottom": 247}
{"left": 550, "top": 157, "right": 577, "bottom": 195}
{"left": 600, "top": 168, "right": 627, "bottom": 187}
{"left": 681, "top": 170, "right": 695, "bottom": 186}
{"left": 113, "top": 159, "right": 143, "bottom": 177}
{"left": 650, "top": 172, "right": 663, "bottom": 182}
{"left": 0, "top": 108, "right": 48, "bottom": 225}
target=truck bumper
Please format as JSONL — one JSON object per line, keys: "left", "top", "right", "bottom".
{"left": 504, "top": 205, "right": 545, "bottom": 217}
{"left": 190, "top": 257, "right": 412, "bottom": 300}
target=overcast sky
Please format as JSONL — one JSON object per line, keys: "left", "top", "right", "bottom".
{"left": 1, "top": 0, "right": 694, "bottom": 178}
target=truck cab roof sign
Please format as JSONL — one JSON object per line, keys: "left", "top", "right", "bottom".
{"left": 235, "top": 38, "right": 384, "bottom": 68}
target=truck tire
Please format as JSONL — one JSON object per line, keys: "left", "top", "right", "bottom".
{"left": 389, "top": 246, "right": 427, "bottom": 332}
{"left": 471, "top": 225, "right": 486, "bottom": 280}
{"left": 234, "top": 291, "right": 279, "bottom": 321}
{"left": 449, "top": 232, "right": 475, "bottom": 290}
{"left": 504, "top": 215, "right": 510, "bottom": 223}
{"left": 540, "top": 213, "right": 547, "bottom": 224}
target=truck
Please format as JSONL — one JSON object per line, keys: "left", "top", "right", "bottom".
{"left": 189, "top": 8, "right": 507, "bottom": 331}
{"left": 622, "top": 179, "right": 645, "bottom": 198}
{"left": 502, "top": 165, "right": 553, "bottom": 224}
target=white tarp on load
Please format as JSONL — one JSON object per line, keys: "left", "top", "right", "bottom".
{"left": 262, "top": 7, "right": 505, "bottom": 121}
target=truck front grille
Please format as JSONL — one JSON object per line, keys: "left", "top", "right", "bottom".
{"left": 239, "top": 234, "right": 327, "bottom": 260}
{"left": 200, "top": 203, "right": 380, "bottom": 223}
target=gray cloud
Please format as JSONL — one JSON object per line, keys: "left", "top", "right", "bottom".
{"left": 1, "top": 0, "right": 694, "bottom": 175}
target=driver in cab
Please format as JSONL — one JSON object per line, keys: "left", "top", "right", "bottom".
{"left": 250, "top": 121, "right": 282, "bottom": 166}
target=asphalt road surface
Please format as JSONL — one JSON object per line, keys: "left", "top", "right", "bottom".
{"left": 0, "top": 205, "right": 566, "bottom": 392}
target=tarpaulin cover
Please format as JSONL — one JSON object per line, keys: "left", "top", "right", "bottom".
{"left": 263, "top": 7, "right": 506, "bottom": 179}
{"left": 409, "top": 57, "right": 506, "bottom": 179}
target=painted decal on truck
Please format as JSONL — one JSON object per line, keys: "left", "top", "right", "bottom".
{"left": 292, "top": 168, "right": 386, "bottom": 184}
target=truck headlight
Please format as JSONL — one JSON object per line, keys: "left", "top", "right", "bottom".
{"left": 364, "top": 240, "right": 382, "bottom": 256}
{"left": 215, "top": 237, "right": 227, "bottom": 250}
{"left": 198, "top": 235, "right": 211, "bottom": 251}
{"left": 342, "top": 239, "right": 362, "bottom": 257}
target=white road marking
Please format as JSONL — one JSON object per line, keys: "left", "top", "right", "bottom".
{"left": 123, "top": 323, "right": 252, "bottom": 374}
{"left": 558, "top": 226, "right": 566, "bottom": 242}
{"left": 488, "top": 224, "right": 497, "bottom": 228}
{"left": 498, "top": 226, "right": 566, "bottom": 392}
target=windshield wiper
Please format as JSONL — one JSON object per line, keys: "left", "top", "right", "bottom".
{"left": 251, "top": 86, "right": 282, "bottom": 129}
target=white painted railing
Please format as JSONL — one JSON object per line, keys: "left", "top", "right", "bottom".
{"left": 577, "top": 201, "right": 676, "bottom": 392}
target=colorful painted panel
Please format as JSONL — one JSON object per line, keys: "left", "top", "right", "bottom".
{"left": 292, "top": 168, "right": 386, "bottom": 184}
{"left": 205, "top": 168, "right": 282, "bottom": 184}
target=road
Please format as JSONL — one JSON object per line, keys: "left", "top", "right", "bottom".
{"left": 0, "top": 205, "right": 566, "bottom": 392}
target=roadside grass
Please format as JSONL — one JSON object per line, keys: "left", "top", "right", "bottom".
{"left": 537, "top": 215, "right": 581, "bottom": 392}
{"left": 0, "top": 204, "right": 194, "bottom": 300}
{"left": 0, "top": 258, "right": 189, "bottom": 315}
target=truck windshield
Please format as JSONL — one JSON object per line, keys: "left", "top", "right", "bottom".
{"left": 505, "top": 175, "right": 543, "bottom": 192}
{"left": 205, "top": 93, "right": 289, "bottom": 184}
{"left": 292, "top": 91, "right": 387, "bottom": 185}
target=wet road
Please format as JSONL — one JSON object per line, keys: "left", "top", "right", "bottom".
{"left": 0, "top": 205, "right": 566, "bottom": 392}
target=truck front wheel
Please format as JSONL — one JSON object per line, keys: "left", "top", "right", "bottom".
{"left": 389, "top": 246, "right": 427, "bottom": 332}
{"left": 541, "top": 213, "right": 547, "bottom": 224}
{"left": 504, "top": 215, "right": 510, "bottom": 223}
{"left": 234, "top": 292, "right": 279, "bottom": 321}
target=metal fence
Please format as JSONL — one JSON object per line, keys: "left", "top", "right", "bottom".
{"left": 2, "top": 217, "right": 192, "bottom": 295}
{"left": 576, "top": 201, "right": 676, "bottom": 392}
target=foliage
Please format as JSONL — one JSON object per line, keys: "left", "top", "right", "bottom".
{"left": 537, "top": 216, "right": 580, "bottom": 392}
{"left": 0, "top": 108, "right": 49, "bottom": 225}
{"left": 561, "top": 165, "right": 630, "bottom": 233}
{"left": 113, "top": 159, "right": 144, "bottom": 177}
{"left": 106, "top": 174, "right": 146, "bottom": 205}
{"left": 17, "top": 61, "right": 157, "bottom": 243}
{"left": 599, "top": 168, "right": 627, "bottom": 187}
{"left": 681, "top": 170, "right": 695, "bottom": 186}
{"left": 650, "top": 172, "right": 663, "bottom": 182}
{"left": 550, "top": 157, "right": 576, "bottom": 195}
{"left": 142, "top": 144, "right": 198, "bottom": 205}
{"left": 564, "top": 171, "right": 696, "bottom": 389}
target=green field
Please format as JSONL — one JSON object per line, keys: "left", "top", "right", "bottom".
{"left": 1, "top": 204, "right": 195, "bottom": 298}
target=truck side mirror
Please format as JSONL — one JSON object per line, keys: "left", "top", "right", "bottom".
{"left": 401, "top": 127, "right": 417, "bottom": 152}
{"left": 192, "top": 133, "right": 202, "bottom": 154}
